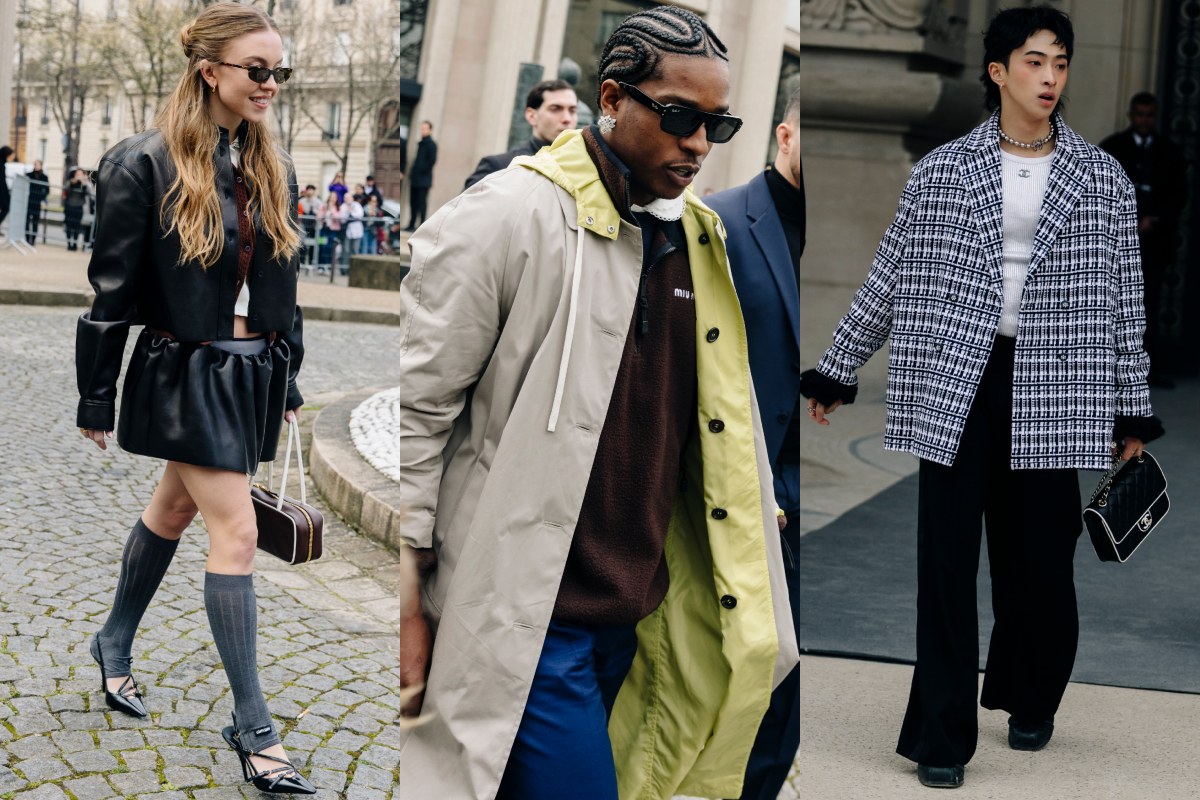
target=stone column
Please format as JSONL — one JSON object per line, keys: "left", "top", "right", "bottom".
{"left": 0, "top": 0, "right": 16, "bottom": 148}
{"left": 799, "top": 0, "right": 982, "bottom": 310}
{"left": 535, "top": 0, "right": 572, "bottom": 77}
{"left": 472, "top": 0, "right": 544, "bottom": 164}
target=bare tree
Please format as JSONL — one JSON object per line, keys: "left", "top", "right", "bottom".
{"left": 19, "top": 0, "right": 106, "bottom": 168}
{"left": 270, "top": 0, "right": 317, "bottom": 153}
{"left": 99, "top": 0, "right": 193, "bottom": 134}
{"left": 293, "top": 0, "right": 419, "bottom": 175}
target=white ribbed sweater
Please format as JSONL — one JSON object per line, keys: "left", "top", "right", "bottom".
{"left": 997, "top": 148, "right": 1055, "bottom": 337}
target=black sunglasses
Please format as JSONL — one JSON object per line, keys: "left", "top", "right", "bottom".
{"left": 618, "top": 82, "right": 743, "bottom": 143}
{"left": 214, "top": 61, "right": 293, "bottom": 85}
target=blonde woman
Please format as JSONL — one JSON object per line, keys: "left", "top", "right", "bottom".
{"left": 75, "top": 3, "right": 314, "bottom": 794}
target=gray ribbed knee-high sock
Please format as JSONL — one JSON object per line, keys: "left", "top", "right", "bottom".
{"left": 96, "top": 518, "right": 179, "bottom": 676}
{"left": 204, "top": 572, "right": 280, "bottom": 751}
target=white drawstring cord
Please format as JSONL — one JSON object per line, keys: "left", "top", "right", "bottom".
{"left": 548, "top": 225, "right": 586, "bottom": 432}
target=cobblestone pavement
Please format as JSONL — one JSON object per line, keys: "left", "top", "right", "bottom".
{"left": 0, "top": 305, "right": 799, "bottom": 800}
{"left": 0, "top": 307, "right": 408, "bottom": 800}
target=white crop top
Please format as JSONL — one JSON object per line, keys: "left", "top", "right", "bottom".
{"left": 230, "top": 135, "right": 251, "bottom": 317}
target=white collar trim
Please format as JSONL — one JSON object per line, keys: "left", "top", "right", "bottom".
{"left": 631, "top": 193, "right": 686, "bottom": 222}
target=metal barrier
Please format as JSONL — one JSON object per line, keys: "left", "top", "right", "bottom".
{"left": 0, "top": 178, "right": 404, "bottom": 265}
{"left": 1, "top": 174, "right": 97, "bottom": 255}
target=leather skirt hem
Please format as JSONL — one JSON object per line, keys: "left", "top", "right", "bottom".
{"left": 116, "top": 331, "right": 290, "bottom": 475}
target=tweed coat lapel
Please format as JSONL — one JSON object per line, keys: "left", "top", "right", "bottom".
{"left": 959, "top": 113, "right": 1005, "bottom": 300}
{"left": 1026, "top": 118, "right": 1092, "bottom": 282}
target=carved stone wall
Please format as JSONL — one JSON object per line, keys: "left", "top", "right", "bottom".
{"left": 1158, "top": 0, "right": 1200, "bottom": 374}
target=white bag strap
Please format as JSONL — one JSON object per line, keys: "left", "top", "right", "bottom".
{"left": 272, "top": 419, "right": 307, "bottom": 511}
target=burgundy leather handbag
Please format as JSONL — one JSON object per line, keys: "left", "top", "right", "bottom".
{"left": 252, "top": 419, "right": 324, "bottom": 565}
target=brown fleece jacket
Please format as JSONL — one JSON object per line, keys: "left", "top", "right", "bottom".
{"left": 552, "top": 128, "right": 697, "bottom": 625}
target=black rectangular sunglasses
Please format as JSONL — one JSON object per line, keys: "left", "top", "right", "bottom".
{"left": 215, "top": 61, "right": 293, "bottom": 85}
{"left": 618, "top": 82, "right": 742, "bottom": 143}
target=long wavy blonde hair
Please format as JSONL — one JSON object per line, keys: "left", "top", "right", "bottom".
{"left": 156, "top": 2, "right": 299, "bottom": 267}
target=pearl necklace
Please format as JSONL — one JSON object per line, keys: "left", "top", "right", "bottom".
{"left": 999, "top": 119, "right": 1055, "bottom": 151}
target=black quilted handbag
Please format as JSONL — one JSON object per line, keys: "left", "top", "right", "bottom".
{"left": 1083, "top": 443, "right": 1169, "bottom": 563}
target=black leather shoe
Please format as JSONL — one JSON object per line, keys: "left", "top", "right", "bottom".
{"left": 1009, "top": 716, "right": 1054, "bottom": 751}
{"left": 917, "top": 764, "right": 964, "bottom": 788}
{"left": 89, "top": 636, "right": 147, "bottom": 718}
{"left": 223, "top": 724, "right": 316, "bottom": 795}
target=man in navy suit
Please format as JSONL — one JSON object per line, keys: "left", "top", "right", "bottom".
{"left": 705, "top": 85, "right": 802, "bottom": 800}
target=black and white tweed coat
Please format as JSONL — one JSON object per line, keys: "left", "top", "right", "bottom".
{"left": 816, "top": 112, "right": 1152, "bottom": 471}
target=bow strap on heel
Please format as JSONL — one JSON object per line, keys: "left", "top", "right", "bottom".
{"left": 221, "top": 723, "right": 316, "bottom": 795}
{"left": 88, "top": 636, "right": 147, "bottom": 718}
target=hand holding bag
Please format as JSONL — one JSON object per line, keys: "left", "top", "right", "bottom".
{"left": 252, "top": 419, "right": 324, "bottom": 565}
{"left": 1083, "top": 442, "right": 1169, "bottom": 563}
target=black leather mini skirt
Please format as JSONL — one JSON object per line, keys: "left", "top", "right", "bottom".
{"left": 116, "top": 330, "right": 290, "bottom": 474}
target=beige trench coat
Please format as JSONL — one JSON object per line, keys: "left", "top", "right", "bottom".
{"left": 394, "top": 130, "right": 799, "bottom": 799}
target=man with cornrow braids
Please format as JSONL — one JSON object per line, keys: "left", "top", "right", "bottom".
{"left": 396, "top": 6, "right": 797, "bottom": 799}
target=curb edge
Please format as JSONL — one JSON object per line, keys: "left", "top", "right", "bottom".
{"left": 310, "top": 388, "right": 407, "bottom": 553}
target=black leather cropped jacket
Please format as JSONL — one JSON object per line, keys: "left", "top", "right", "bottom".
{"left": 76, "top": 124, "right": 305, "bottom": 431}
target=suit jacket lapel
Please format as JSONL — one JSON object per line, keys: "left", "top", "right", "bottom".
{"left": 1026, "top": 126, "right": 1091, "bottom": 282}
{"left": 746, "top": 172, "right": 801, "bottom": 348}
{"left": 960, "top": 115, "right": 1005, "bottom": 300}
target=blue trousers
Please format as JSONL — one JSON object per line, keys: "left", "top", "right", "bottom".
{"left": 496, "top": 620, "right": 638, "bottom": 800}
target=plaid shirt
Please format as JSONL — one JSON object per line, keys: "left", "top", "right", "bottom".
{"left": 817, "top": 112, "right": 1152, "bottom": 471}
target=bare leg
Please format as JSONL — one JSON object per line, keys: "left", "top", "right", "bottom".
{"left": 171, "top": 463, "right": 298, "bottom": 778}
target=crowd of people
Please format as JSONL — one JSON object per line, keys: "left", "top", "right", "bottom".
{"left": 295, "top": 172, "right": 403, "bottom": 272}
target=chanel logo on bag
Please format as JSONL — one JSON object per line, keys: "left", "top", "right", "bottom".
{"left": 1138, "top": 512, "right": 1153, "bottom": 532}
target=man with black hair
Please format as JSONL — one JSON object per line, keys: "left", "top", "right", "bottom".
{"left": 395, "top": 6, "right": 796, "bottom": 799}
{"left": 405, "top": 120, "right": 436, "bottom": 230}
{"left": 706, "top": 84, "right": 801, "bottom": 800}
{"left": 362, "top": 174, "right": 384, "bottom": 207}
{"left": 464, "top": 79, "right": 579, "bottom": 189}
{"left": 25, "top": 159, "right": 49, "bottom": 245}
{"left": 804, "top": 5, "right": 1162, "bottom": 789}
{"left": 1101, "top": 93, "right": 1187, "bottom": 387}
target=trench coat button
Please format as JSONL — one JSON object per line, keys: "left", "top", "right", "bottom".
{"left": 1061, "top": 300, "right": 1069, "bottom": 309}
{"left": 777, "top": 413, "right": 788, "bottom": 425}
{"left": 948, "top": 293, "right": 957, "bottom": 302}
{"left": 720, "top": 595, "right": 737, "bottom": 609}
{"left": 699, "top": 233, "right": 710, "bottom": 245}
{"left": 708, "top": 419, "right": 725, "bottom": 433}
{"left": 711, "top": 508, "right": 727, "bottom": 520}
{"left": 706, "top": 327, "right": 719, "bottom": 342}
{"left": 1059, "top": 353, "right": 1067, "bottom": 361}
{"left": 585, "top": 216, "right": 594, "bottom": 226}
{"left": 607, "top": 225, "right": 615, "bottom": 233}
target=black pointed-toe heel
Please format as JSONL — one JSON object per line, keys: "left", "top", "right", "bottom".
{"left": 89, "top": 636, "right": 147, "bottom": 718}
{"left": 222, "top": 723, "right": 316, "bottom": 795}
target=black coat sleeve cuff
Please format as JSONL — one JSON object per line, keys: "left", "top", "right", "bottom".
{"left": 77, "top": 399, "right": 115, "bottom": 432}
{"left": 1113, "top": 414, "right": 1165, "bottom": 444}
{"left": 286, "top": 382, "right": 304, "bottom": 412}
{"left": 798, "top": 369, "right": 858, "bottom": 407}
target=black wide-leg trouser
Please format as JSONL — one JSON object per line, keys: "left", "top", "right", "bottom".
{"left": 896, "top": 335, "right": 1083, "bottom": 767}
